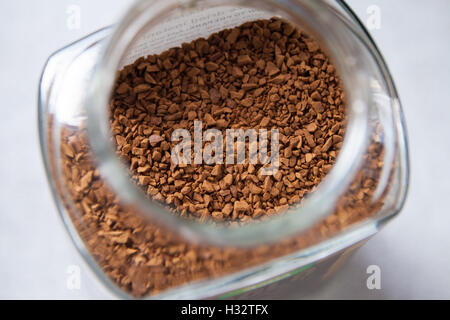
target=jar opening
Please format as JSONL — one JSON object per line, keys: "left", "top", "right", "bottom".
{"left": 87, "top": 0, "right": 371, "bottom": 247}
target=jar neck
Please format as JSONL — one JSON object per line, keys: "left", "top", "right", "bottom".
{"left": 87, "top": 0, "right": 372, "bottom": 247}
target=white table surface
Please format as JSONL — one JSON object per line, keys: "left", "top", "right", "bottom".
{"left": 1, "top": 0, "right": 449, "bottom": 299}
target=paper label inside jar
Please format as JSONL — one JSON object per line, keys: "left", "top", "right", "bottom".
{"left": 119, "top": 7, "right": 273, "bottom": 69}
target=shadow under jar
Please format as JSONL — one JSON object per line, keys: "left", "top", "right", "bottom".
{"left": 39, "top": 0, "right": 409, "bottom": 299}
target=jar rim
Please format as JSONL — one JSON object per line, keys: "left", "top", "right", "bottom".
{"left": 87, "top": 0, "right": 371, "bottom": 247}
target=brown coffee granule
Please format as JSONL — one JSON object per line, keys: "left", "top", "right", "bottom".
{"left": 58, "top": 126, "right": 384, "bottom": 297}
{"left": 109, "top": 18, "right": 345, "bottom": 221}
{"left": 52, "top": 18, "right": 387, "bottom": 297}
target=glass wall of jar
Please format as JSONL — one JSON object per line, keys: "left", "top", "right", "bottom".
{"left": 39, "top": 0, "right": 408, "bottom": 299}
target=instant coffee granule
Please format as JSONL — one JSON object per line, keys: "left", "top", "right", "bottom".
{"left": 57, "top": 18, "right": 386, "bottom": 297}
{"left": 110, "top": 18, "right": 344, "bottom": 221}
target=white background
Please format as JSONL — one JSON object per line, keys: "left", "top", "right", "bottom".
{"left": 1, "top": 0, "right": 449, "bottom": 299}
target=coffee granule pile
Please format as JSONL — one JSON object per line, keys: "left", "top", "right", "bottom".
{"left": 110, "top": 18, "right": 345, "bottom": 221}
{"left": 57, "top": 18, "right": 386, "bottom": 297}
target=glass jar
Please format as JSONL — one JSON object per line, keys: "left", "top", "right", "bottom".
{"left": 39, "top": 0, "right": 409, "bottom": 299}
